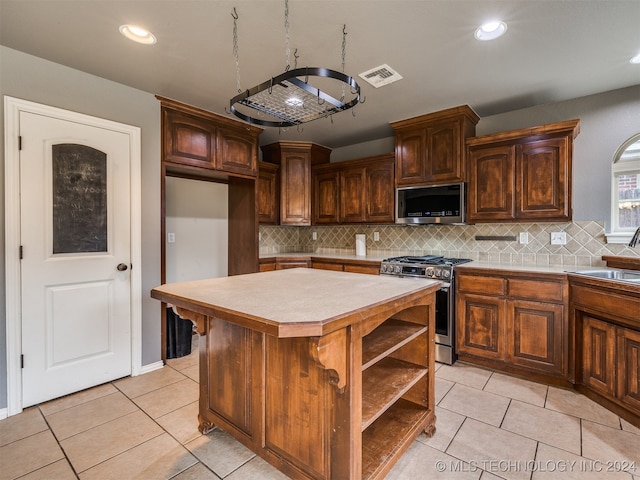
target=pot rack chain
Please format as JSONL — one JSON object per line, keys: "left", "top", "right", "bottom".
{"left": 231, "top": 8, "right": 241, "bottom": 93}
{"left": 341, "top": 24, "right": 347, "bottom": 102}
{"left": 284, "top": 0, "right": 291, "bottom": 70}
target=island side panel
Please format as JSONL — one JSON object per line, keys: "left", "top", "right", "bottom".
{"left": 203, "top": 317, "right": 254, "bottom": 435}
{"left": 263, "top": 332, "right": 353, "bottom": 479}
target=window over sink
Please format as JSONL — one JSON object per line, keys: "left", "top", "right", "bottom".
{"left": 607, "top": 133, "right": 640, "bottom": 244}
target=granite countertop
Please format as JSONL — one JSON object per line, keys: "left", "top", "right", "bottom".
{"left": 151, "top": 268, "right": 440, "bottom": 337}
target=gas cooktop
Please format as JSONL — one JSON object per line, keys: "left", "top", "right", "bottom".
{"left": 379, "top": 255, "right": 472, "bottom": 279}
{"left": 382, "top": 255, "right": 472, "bottom": 266}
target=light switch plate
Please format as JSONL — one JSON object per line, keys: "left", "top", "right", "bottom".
{"left": 312, "top": 231, "right": 317, "bottom": 241}
{"left": 167, "top": 232, "right": 175, "bottom": 243}
{"left": 519, "top": 232, "right": 529, "bottom": 244}
{"left": 373, "top": 232, "right": 380, "bottom": 241}
{"left": 550, "top": 231, "right": 567, "bottom": 245}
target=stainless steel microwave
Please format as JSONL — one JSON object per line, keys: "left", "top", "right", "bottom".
{"left": 396, "top": 183, "right": 466, "bottom": 225}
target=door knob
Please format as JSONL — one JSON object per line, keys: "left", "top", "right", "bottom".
{"left": 117, "top": 263, "right": 129, "bottom": 271}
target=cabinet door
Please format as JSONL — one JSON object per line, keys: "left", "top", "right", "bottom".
{"left": 280, "top": 152, "right": 311, "bottom": 225}
{"left": 312, "top": 170, "right": 340, "bottom": 224}
{"left": 258, "top": 162, "right": 279, "bottom": 224}
{"left": 395, "top": 129, "right": 426, "bottom": 186}
{"left": 340, "top": 167, "right": 367, "bottom": 223}
{"left": 426, "top": 120, "right": 462, "bottom": 183}
{"left": 467, "top": 145, "right": 515, "bottom": 222}
{"left": 365, "top": 160, "right": 395, "bottom": 223}
{"left": 507, "top": 300, "right": 564, "bottom": 376}
{"left": 456, "top": 293, "right": 505, "bottom": 360}
{"left": 617, "top": 327, "right": 640, "bottom": 412}
{"left": 163, "top": 109, "right": 216, "bottom": 169}
{"left": 516, "top": 137, "right": 569, "bottom": 220}
{"left": 582, "top": 315, "right": 616, "bottom": 397}
{"left": 217, "top": 127, "right": 257, "bottom": 176}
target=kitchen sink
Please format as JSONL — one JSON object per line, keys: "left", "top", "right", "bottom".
{"left": 570, "top": 269, "right": 640, "bottom": 283}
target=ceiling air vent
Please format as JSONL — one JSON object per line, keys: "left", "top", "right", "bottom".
{"left": 358, "top": 64, "right": 403, "bottom": 88}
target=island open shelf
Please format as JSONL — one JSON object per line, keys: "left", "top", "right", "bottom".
{"left": 151, "top": 268, "right": 439, "bottom": 479}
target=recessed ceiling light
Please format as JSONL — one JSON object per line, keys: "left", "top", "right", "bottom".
{"left": 119, "top": 24, "right": 157, "bottom": 45}
{"left": 474, "top": 21, "right": 508, "bottom": 41}
{"left": 630, "top": 53, "right": 640, "bottom": 64}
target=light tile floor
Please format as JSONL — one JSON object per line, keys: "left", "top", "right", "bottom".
{"left": 1, "top": 339, "right": 639, "bottom": 480}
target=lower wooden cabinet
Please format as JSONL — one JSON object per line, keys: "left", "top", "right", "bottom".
{"left": 571, "top": 276, "right": 640, "bottom": 426}
{"left": 260, "top": 256, "right": 381, "bottom": 276}
{"left": 457, "top": 293, "right": 505, "bottom": 360}
{"left": 617, "top": 327, "right": 640, "bottom": 412}
{"left": 312, "top": 258, "right": 381, "bottom": 275}
{"left": 582, "top": 315, "right": 616, "bottom": 396}
{"left": 507, "top": 299, "right": 564, "bottom": 374}
{"left": 456, "top": 269, "right": 568, "bottom": 381}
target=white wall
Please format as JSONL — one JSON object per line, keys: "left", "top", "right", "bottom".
{"left": 165, "top": 178, "right": 228, "bottom": 283}
{"left": 0, "top": 46, "right": 162, "bottom": 409}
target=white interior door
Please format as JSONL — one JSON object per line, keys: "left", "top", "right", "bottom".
{"left": 20, "top": 111, "right": 132, "bottom": 407}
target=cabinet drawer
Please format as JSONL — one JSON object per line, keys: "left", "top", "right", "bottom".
{"left": 312, "top": 261, "right": 343, "bottom": 272}
{"left": 344, "top": 264, "right": 380, "bottom": 275}
{"left": 457, "top": 275, "right": 506, "bottom": 295}
{"left": 508, "top": 278, "right": 564, "bottom": 303}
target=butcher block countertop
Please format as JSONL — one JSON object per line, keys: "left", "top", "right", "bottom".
{"left": 151, "top": 268, "right": 440, "bottom": 338}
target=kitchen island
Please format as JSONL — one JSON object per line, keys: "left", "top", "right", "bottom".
{"left": 151, "top": 268, "right": 440, "bottom": 480}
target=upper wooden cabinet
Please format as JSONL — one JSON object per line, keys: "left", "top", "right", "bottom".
{"left": 390, "top": 105, "right": 479, "bottom": 186}
{"left": 257, "top": 161, "right": 279, "bottom": 224}
{"left": 261, "top": 142, "right": 331, "bottom": 226}
{"left": 467, "top": 119, "right": 580, "bottom": 223}
{"left": 339, "top": 166, "right": 368, "bottom": 223}
{"left": 312, "top": 154, "right": 395, "bottom": 225}
{"left": 312, "top": 169, "right": 340, "bottom": 224}
{"left": 159, "top": 97, "right": 261, "bottom": 178}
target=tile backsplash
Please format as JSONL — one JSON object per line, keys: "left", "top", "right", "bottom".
{"left": 259, "top": 221, "right": 640, "bottom": 267}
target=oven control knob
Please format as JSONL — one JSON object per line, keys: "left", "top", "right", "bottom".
{"left": 426, "top": 267, "right": 434, "bottom": 277}
{"left": 443, "top": 270, "right": 451, "bottom": 279}
{"left": 395, "top": 265, "right": 402, "bottom": 273}
{"left": 435, "top": 268, "right": 442, "bottom": 278}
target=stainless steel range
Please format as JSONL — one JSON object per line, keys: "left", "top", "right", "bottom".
{"left": 380, "top": 255, "right": 472, "bottom": 364}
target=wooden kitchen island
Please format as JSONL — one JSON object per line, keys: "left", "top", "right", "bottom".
{"left": 151, "top": 268, "right": 440, "bottom": 480}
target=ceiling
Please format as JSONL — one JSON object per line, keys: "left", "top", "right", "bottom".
{"left": 1, "top": 0, "right": 639, "bottom": 149}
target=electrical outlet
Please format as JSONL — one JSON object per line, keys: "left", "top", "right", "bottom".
{"left": 373, "top": 231, "right": 380, "bottom": 241}
{"left": 167, "top": 232, "right": 175, "bottom": 243}
{"left": 550, "top": 231, "right": 567, "bottom": 245}
{"left": 258, "top": 232, "right": 262, "bottom": 241}
{"left": 519, "top": 232, "right": 529, "bottom": 244}
{"left": 312, "top": 231, "right": 317, "bottom": 241}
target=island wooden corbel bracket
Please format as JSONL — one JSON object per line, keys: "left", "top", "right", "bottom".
{"left": 174, "top": 306, "right": 207, "bottom": 335}
{"left": 310, "top": 329, "right": 348, "bottom": 392}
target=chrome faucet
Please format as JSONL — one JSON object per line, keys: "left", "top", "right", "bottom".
{"left": 629, "top": 226, "right": 640, "bottom": 247}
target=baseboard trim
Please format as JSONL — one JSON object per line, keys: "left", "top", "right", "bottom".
{"left": 137, "top": 361, "right": 164, "bottom": 376}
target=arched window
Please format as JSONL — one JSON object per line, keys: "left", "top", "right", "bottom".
{"left": 608, "top": 134, "right": 640, "bottom": 243}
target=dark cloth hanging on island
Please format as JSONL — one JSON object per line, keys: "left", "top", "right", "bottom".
{"left": 166, "top": 306, "right": 193, "bottom": 358}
